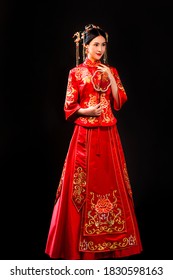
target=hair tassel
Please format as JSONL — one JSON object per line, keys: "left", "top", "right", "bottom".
{"left": 73, "top": 32, "right": 81, "bottom": 66}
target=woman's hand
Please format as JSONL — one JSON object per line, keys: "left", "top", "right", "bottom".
{"left": 97, "top": 64, "right": 119, "bottom": 106}
{"left": 77, "top": 103, "right": 102, "bottom": 117}
{"left": 97, "top": 64, "right": 114, "bottom": 80}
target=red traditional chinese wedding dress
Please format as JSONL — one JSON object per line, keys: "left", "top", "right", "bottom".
{"left": 45, "top": 58, "right": 143, "bottom": 259}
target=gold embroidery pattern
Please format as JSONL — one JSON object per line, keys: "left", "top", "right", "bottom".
{"left": 75, "top": 67, "right": 92, "bottom": 84}
{"left": 73, "top": 166, "right": 86, "bottom": 205}
{"left": 55, "top": 160, "right": 67, "bottom": 203}
{"left": 79, "top": 94, "right": 98, "bottom": 124}
{"left": 91, "top": 70, "right": 111, "bottom": 92}
{"left": 81, "top": 69, "right": 91, "bottom": 84}
{"left": 100, "top": 95, "right": 115, "bottom": 123}
{"left": 86, "top": 94, "right": 98, "bottom": 107}
{"left": 74, "top": 67, "right": 83, "bottom": 80}
{"left": 114, "top": 73, "right": 126, "bottom": 93}
{"left": 80, "top": 235, "right": 137, "bottom": 251}
{"left": 65, "top": 77, "right": 75, "bottom": 108}
{"left": 123, "top": 163, "right": 133, "bottom": 197}
{"left": 84, "top": 191, "right": 125, "bottom": 235}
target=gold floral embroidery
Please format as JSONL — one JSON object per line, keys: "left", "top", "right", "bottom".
{"left": 72, "top": 166, "right": 86, "bottom": 205}
{"left": 91, "top": 70, "right": 111, "bottom": 92}
{"left": 74, "top": 68, "right": 82, "bottom": 80}
{"left": 100, "top": 94, "right": 115, "bottom": 123}
{"left": 84, "top": 191, "right": 125, "bottom": 234}
{"left": 80, "top": 235, "right": 137, "bottom": 251}
{"left": 65, "top": 79, "right": 76, "bottom": 108}
{"left": 86, "top": 94, "right": 98, "bottom": 107}
{"left": 75, "top": 67, "right": 92, "bottom": 84}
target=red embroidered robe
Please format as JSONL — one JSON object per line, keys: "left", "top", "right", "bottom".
{"left": 45, "top": 58, "right": 143, "bottom": 259}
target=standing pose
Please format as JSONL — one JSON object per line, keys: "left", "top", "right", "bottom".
{"left": 45, "top": 23, "right": 143, "bottom": 260}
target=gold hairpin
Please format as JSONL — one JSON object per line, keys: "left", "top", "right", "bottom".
{"left": 73, "top": 32, "right": 81, "bottom": 66}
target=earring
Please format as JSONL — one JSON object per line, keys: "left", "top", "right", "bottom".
{"left": 103, "top": 49, "right": 108, "bottom": 64}
{"left": 83, "top": 45, "right": 87, "bottom": 62}
{"left": 103, "top": 32, "right": 108, "bottom": 64}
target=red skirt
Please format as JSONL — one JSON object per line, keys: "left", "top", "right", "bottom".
{"left": 45, "top": 125, "right": 142, "bottom": 259}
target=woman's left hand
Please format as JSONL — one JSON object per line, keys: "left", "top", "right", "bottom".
{"left": 97, "top": 64, "right": 113, "bottom": 79}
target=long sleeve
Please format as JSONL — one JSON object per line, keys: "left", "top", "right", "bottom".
{"left": 64, "top": 69, "right": 81, "bottom": 121}
{"left": 112, "top": 68, "right": 128, "bottom": 110}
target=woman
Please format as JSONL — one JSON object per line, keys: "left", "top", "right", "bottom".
{"left": 45, "top": 24, "right": 143, "bottom": 260}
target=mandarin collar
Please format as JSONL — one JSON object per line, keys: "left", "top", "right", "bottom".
{"left": 83, "top": 58, "right": 101, "bottom": 67}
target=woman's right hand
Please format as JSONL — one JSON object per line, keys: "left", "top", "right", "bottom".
{"left": 77, "top": 103, "right": 102, "bottom": 117}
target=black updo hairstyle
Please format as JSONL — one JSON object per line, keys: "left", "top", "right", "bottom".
{"left": 82, "top": 24, "right": 108, "bottom": 45}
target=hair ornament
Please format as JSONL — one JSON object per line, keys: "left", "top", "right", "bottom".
{"left": 84, "top": 24, "right": 101, "bottom": 31}
{"left": 73, "top": 31, "right": 82, "bottom": 66}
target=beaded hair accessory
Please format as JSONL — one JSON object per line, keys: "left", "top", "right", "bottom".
{"left": 73, "top": 24, "right": 108, "bottom": 66}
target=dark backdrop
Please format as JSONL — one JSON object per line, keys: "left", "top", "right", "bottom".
{"left": 1, "top": 1, "right": 172, "bottom": 260}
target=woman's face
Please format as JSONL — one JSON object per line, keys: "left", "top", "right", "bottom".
{"left": 86, "top": 35, "right": 107, "bottom": 62}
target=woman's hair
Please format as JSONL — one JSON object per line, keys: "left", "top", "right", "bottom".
{"left": 73, "top": 23, "right": 108, "bottom": 66}
{"left": 82, "top": 24, "right": 108, "bottom": 45}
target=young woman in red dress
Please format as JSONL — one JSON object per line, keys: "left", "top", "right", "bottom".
{"left": 45, "top": 24, "right": 143, "bottom": 260}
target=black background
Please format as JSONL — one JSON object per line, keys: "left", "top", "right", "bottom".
{"left": 0, "top": 1, "right": 172, "bottom": 260}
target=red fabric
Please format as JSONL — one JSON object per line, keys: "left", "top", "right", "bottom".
{"left": 45, "top": 58, "right": 142, "bottom": 259}
{"left": 45, "top": 126, "right": 142, "bottom": 259}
